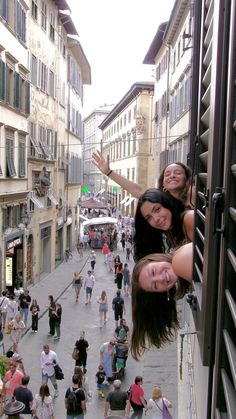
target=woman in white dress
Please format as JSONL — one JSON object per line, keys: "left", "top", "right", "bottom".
{"left": 147, "top": 386, "right": 172, "bottom": 418}
{"left": 5, "top": 295, "right": 18, "bottom": 330}
{"left": 9, "top": 313, "right": 26, "bottom": 354}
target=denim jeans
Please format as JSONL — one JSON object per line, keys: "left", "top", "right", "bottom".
{"left": 20, "top": 308, "right": 29, "bottom": 326}
{"left": 66, "top": 414, "right": 84, "bottom": 419}
{"left": 42, "top": 372, "right": 58, "bottom": 390}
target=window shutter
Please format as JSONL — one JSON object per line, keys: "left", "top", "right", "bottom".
{"left": 2, "top": 208, "right": 8, "bottom": 230}
{"left": 25, "top": 80, "right": 30, "bottom": 114}
{"left": 6, "top": 136, "right": 16, "bottom": 177}
{"left": 0, "top": 0, "right": 8, "bottom": 20}
{"left": 14, "top": 72, "right": 20, "bottom": 109}
{"left": 19, "top": 141, "right": 25, "bottom": 177}
{"left": 0, "top": 59, "right": 6, "bottom": 100}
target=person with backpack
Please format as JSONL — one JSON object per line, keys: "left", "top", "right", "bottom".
{"left": 112, "top": 290, "right": 125, "bottom": 327}
{"left": 64, "top": 374, "right": 87, "bottom": 419}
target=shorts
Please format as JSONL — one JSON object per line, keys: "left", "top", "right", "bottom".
{"left": 97, "top": 383, "right": 105, "bottom": 389}
{"left": 114, "top": 311, "right": 123, "bottom": 321}
{"left": 116, "top": 358, "right": 125, "bottom": 370}
{"left": 123, "top": 278, "right": 130, "bottom": 286}
{"left": 86, "top": 287, "right": 92, "bottom": 295}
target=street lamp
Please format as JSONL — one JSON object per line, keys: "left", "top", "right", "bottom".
{"left": 21, "top": 212, "right": 31, "bottom": 227}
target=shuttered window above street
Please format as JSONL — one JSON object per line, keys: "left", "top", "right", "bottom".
{"left": 5, "top": 132, "right": 16, "bottom": 177}
{"left": 18, "top": 139, "right": 26, "bottom": 177}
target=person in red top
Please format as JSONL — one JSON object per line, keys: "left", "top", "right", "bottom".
{"left": 102, "top": 243, "right": 110, "bottom": 264}
{"left": 2, "top": 359, "right": 24, "bottom": 400}
{"left": 128, "top": 376, "right": 147, "bottom": 418}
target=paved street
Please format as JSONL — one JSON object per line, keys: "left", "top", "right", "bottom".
{"left": 2, "top": 245, "right": 178, "bottom": 418}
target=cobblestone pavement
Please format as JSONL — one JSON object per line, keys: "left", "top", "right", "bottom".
{"left": 1, "top": 244, "right": 178, "bottom": 418}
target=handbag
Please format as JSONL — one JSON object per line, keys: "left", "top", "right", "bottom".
{"left": 72, "top": 346, "right": 79, "bottom": 361}
{"left": 155, "top": 399, "right": 173, "bottom": 419}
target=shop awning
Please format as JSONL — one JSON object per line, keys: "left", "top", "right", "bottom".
{"left": 47, "top": 192, "right": 59, "bottom": 206}
{"left": 30, "top": 194, "right": 44, "bottom": 209}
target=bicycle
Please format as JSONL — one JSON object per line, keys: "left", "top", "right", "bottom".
{"left": 64, "top": 249, "right": 73, "bottom": 262}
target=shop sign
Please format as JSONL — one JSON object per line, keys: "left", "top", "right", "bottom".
{"left": 6, "top": 237, "right": 22, "bottom": 250}
{"left": 41, "top": 226, "right": 51, "bottom": 240}
{"left": 6, "top": 257, "right": 13, "bottom": 286}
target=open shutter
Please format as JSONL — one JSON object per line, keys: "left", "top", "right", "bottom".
{"left": 0, "top": 59, "right": 6, "bottom": 100}
{"left": 18, "top": 140, "right": 26, "bottom": 177}
{"left": 6, "top": 136, "right": 16, "bottom": 177}
{"left": 25, "top": 80, "right": 30, "bottom": 114}
{"left": 14, "top": 72, "right": 20, "bottom": 109}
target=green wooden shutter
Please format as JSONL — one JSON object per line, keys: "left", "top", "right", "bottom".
{"left": 0, "top": 59, "right": 6, "bottom": 100}
{"left": 25, "top": 80, "right": 30, "bottom": 114}
{"left": 14, "top": 72, "right": 20, "bottom": 109}
{"left": 19, "top": 141, "right": 25, "bottom": 177}
{"left": 0, "top": 0, "right": 8, "bottom": 21}
{"left": 2, "top": 208, "right": 8, "bottom": 230}
{"left": 6, "top": 137, "right": 16, "bottom": 177}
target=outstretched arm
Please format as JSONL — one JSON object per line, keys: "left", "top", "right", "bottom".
{"left": 92, "top": 150, "right": 145, "bottom": 199}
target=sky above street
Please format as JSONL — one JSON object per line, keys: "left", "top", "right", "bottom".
{"left": 67, "top": 0, "right": 175, "bottom": 116}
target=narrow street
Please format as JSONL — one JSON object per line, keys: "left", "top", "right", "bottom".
{"left": 2, "top": 245, "right": 178, "bottom": 418}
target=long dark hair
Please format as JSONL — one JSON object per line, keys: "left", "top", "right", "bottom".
{"left": 130, "top": 254, "right": 191, "bottom": 360}
{"left": 133, "top": 189, "right": 186, "bottom": 261}
{"left": 158, "top": 162, "right": 192, "bottom": 206}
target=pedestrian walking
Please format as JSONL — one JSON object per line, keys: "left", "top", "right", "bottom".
{"left": 115, "top": 263, "right": 123, "bottom": 291}
{"left": 2, "top": 359, "right": 24, "bottom": 401}
{"left": 95, "top": 365, "right": 106, "bottom": 398}
{"left": 54, "top": 302, "right": 62, "bottom": 340}
{"left": 77, "top": 241, "right": 84, "bottom": 258}
{"left": 8, "top": 313, "right": 26, "bottom": 354}
{"left": 0, "top": 291, "right": 9, "bottom": 329}
{"left": 89, "top": 250, "right": 96, "bottom": 271}
{"left": 107, "top": 250, "right": 115, "bottom": 272}
{"left": 46, "top": 295, "right": 56, "bottom": 337}
{"left": 114, "top": 255, "right": 121, "bottom": 276}
{"left": 97, "top": 290, "right": 108, "bottom": 327}
{"left": 100, "top": 340, "right": 116, "bottom": 382}
{"left": 74, "top": 366, "right": 92, "bottom": 401}
{"left": 73, "top": 272, "right": 83, "bottom": 302}
{"left": 112, "top": 290, "right": 125, "bottom": 326}
{"left": 32, "top": 383, "right": 55, "bottom": 419}
{"left": 65, "top": 374, "right": 87, "bottom": 419}
{"left": 102, "top": 243, "right": 110, "bottom": 263}
{"left": 74, "top": 331, "right": 89, "bottom": 372}
{"left": 18, "top": 289, "right": 31, "bottom": 327}
{"left": 147, "top": 385, "right": 172, "bottom": 418}
{"left": 120, "top": 232, "right": 126, "bottom": 251}
{"left": 128, "top": 376, "right": 147, "bottom": 418}
{"left": 30, "top": 298, "right": 40, "bottom": 332}
{"left": 104, "top": 379, "right": 129, "bottom": 417}
{"left": 123, "top": 263, "right": 131, "bottom": 296}
{"left": 13, "top": 375, "right": 33, "bottom": 415}
{"left": 83, "top": 232, "right": 89, "bottom": 249}
{"left": 5, "top": 294, "right": 18, "bottom": 331}
{"left": 125, "top": 239, "right": 132, "bottom": 260}
{"left": 83, "top": 271, "right": 95, "bottom": 304}
{"left": 40, "top": 344, "right": 59, "bottom": 397}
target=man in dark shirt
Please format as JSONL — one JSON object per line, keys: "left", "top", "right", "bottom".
{"left": 112, "top": 291, "right": 125, "bottom": 326}
{"left": 18, "top": 289, "right": 31, "bottom": 327}
{"left": 75, "top": 331, "right": 89, "bottom": 372}
{"left": 104, "top": 379, "right": 129, "bottom": 417}
{"left": 13, "top": 375, "right": 33, "bottom": 414}
{"left": 65, "top": 375, "right": 86, "bottom": 417}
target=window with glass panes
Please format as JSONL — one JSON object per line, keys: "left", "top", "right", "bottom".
{"left": 5, "top": 131, "right": 16, "bottom": 177}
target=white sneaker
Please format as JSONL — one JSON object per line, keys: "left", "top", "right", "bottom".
{"left": 54, "top": 390, "right": 59, "bottom": 397}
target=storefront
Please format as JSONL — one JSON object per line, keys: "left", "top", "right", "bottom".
{"left": 55, "top": 216, "right": 64, "bottom": 266}
{"left": 5, "top": 232, "right": 24, "bottom": 294}
{"left": 40, "top": 223, "right": 52, "bottom": 274}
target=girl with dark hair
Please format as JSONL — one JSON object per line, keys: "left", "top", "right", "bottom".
{"left": 133, "top": 188, "right": 194, "bottom": 260}
{"left": 115, "top": 263, "right": 124, "bottom": 290}
{"left": 92, "top": 151, "right": 195, "bottom": 207}
{"left": 46, "top": 295, "right": 56, "bottom": 337}
{"left": 130, "top": 243, "right": 193, "bottom": 360}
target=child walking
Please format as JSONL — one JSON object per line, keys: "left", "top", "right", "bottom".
{"left": 95, "top": 365, "right": 106, "bottom": 398}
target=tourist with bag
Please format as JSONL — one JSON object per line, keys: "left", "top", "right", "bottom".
{"left": 64, "top": 374, "right": 87, "bottom": 419}
{"left": 127, "top": 376, "right": 147, "bottom": 418}
{"left": 147, "top": 385, "right": 172, "bottom": 418}
{"left": 74, "top": 331, "right": 89, "bottom": 372}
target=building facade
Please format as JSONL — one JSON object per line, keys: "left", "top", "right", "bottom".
{"left": 83, "top": 105, "right": 113, "bottom": 195}
{"left": 99, "top": 82, "right": 154, "bottom": 216}
{"left": 0, "top": 0, "right": 91, "bottom": 291}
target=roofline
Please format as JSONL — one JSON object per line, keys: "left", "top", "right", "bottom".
{"left": 99, "top": 82, "right": 154, "bottom": 129}
{"left": 163, "top": 0, "right": 190, "bottom": 44}
{"left": 67, "top": 37, "right": 91, "bottom": 85}
{"left": 143, "top": 22, "right": 168, "bottom": 64}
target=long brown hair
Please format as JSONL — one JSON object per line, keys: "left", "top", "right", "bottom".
{"left": 158, "top": 162, "right": 192, "bottom": 206}
{"left": 130, "top": 253, "right": 191, "bottom": 360}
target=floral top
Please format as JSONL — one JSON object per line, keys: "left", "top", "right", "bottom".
{"left": 32, "top": 394, "right": 54, "bottom": 419}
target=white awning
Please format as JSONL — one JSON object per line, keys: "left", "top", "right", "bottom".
{"left": 124, "top": 197, "right": 135, "bottom": 207}
{"left": 120, "top": 196, "right": 130, "bottom": 205}
{"left": 79, "top": 214, "right": 89, "bottom": 221}
{"left": 30, "top": 195, "right": 44, "bottom": 209}
{"left": 95, "top": 188, "right": 105, "bottom": 195}
{"left": 47, "top": 193, "right": 59, "bottom": 206}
